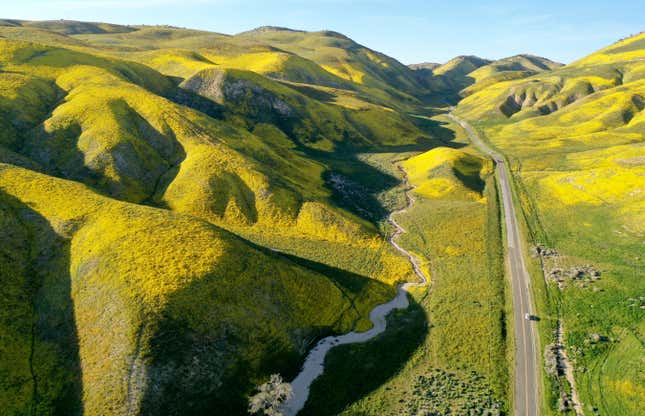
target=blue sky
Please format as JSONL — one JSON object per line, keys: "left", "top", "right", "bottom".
{"left": 3, "top": 0, "right": 643, "bottom": 64}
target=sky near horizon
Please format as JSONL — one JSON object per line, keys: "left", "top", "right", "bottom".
{"left": 2, "top": 0, "right": 643, "bottom": 64}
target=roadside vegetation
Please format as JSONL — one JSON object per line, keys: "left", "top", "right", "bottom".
{"left": 454, "top": 32, "right": 645, "bottom": 416}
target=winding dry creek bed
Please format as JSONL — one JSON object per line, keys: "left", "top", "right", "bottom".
{"left": 282, "top": 164, "right": 429, "bottom": 416}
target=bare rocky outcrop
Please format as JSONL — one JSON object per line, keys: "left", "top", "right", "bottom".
{"left": 182, "top": 68, "right": 294, "bottom": 118}
{"left": 498, "top": 82, "right": 561, "bottom": 117}
{"left": 181, "top": 68, "right": 296, "bottom": 121}
{"left": 543, "top": 321, "right": 584, "bottom": 415}
{"left": 179, "top": 68, "right": 227, "bottom": 104}
{"left": 547, "top": 264, "right": 601, "bottom": 290}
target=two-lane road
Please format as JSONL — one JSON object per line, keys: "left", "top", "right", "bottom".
{"left": 449, "top": 114, "right": 539, "bottom": 416}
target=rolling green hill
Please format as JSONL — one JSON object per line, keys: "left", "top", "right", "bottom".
{"left": 0, "top": 17, "right": 643, "bottom": 416}
{"left": 0, "top": 20, "right": 430, "bottom": 415}
{"left": 412, "top": 54, "right": 561, "bottom": 103}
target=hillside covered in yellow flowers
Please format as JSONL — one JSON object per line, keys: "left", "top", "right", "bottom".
{"left": 0, "top": 18, "right": 643, "bottom": 416}
{"left": 0, "top": 20, "right": 427, "bottom": 415}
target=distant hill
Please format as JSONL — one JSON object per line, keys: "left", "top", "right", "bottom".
{"left": 408, "top": 62, "right": 441, "bottom": 71}
{"left": 416, "top": 55, "right": 491, "bottom": 101}
{"left": 0, "top": 18, "right": 135, "bottom": 34}
{"left": 461, "top": 54, "right": 562, "bottom": 95}
{"left": 412, "top": 54, "right": 561, "bottom": 103}
{"left": 237, "top": 25, "right": 306, "bottom": 35}
{"left": 235, "top": 26, "right": 431, "bottom": 106}
{"left": 41, "top": 23, "right": 432, "bottom": 108}
{"left": 433, "top": 55, "right": 492, "bottom": 77}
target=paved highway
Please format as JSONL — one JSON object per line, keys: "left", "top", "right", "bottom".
{"left": 449, "top": 113, "right": 539, "bottom": 416}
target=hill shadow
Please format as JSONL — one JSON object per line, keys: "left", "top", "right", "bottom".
{"left": 136, "top": 230, "right": 401, "bottom": 416}
{"left": 279, "top": 82, "right": 337, "bottom": 103}
{"left": 20, "top": 98, "right": 187, "bottom": 208}
{"left": 416, "top": 73, "right": 477, "bottom": 106}
{"left": 256, "top": 245, "right": 379, "bottom": 295}
{"left": 0, "top": 190, "right": 83, "bottom": 415}
{"left": 453, "top": 165, "right": 487, "bottom": 195}
{"left": 301, "top": 294, "right": 428, "bottom": 415}
{"left": 409, "top": 115, "right": 469, "bottom": 148}
{"left": 292, "top": 114, "right": 464, "bottom": 225}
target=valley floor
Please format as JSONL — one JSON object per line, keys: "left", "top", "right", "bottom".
{"left": 300, "top": 115, "right": 511, "bottom": 415}
{"left": 281, "top": 157, "right": 429, "bottom": 416}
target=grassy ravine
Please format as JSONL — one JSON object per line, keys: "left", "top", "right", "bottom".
{"left": 454, "top": 32, "right": 645, "bottom": 416}
{"left": 302, "top": 116, "right": 510, "bottom": 415}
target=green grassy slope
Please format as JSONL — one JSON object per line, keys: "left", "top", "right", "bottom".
{"left": 455, "top": 32, "right": 645, "bottom": 416}
{"left": 0, "top": 163, "right": 393, "bottom": 415}
{"left": 179, "top": 67, "right": 420, "bottom": 150}
{"left": 235, "top": 26, "right": 430, "bottom": 106}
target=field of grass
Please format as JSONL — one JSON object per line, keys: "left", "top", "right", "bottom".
{"left": 302, "top": 116, "right": 510, "bottom": 415}
{"left": 454, "top": 32, "right": 645, "bottom": 416}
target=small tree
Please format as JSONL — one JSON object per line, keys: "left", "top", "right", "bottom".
{"left": 248, "top": 374, "right": 293, "bottom": 416}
